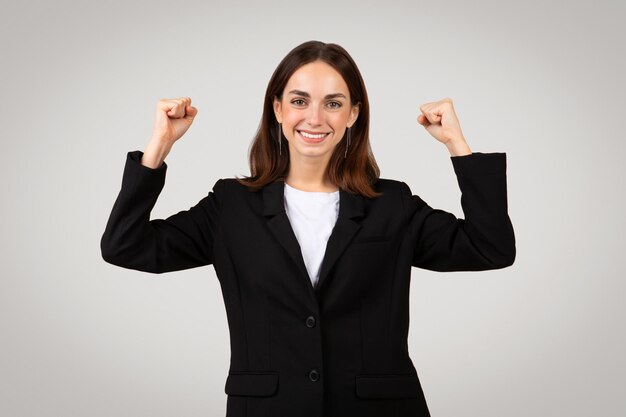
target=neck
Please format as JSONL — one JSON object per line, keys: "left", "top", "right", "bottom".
{"left": 286, "top": 153, "right": 338, "bottom": 193}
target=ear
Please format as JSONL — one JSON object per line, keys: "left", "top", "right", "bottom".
{"left": 348, "top": 102, "right": 360, "bottom": 128}
{"left": 273, "top": 96, "right": 282, "bottom": 123}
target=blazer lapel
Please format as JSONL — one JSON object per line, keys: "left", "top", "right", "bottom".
{"left": 263, "top": 180, "right": 311, "bottom": 295}
{"left": 262, "top": 179, "right": 365, "bottom": 298}
{"left": 316, "top": 187, "right": 364, "bottom": 293}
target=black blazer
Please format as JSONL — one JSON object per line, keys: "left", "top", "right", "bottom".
{"left": 101, "top": 150, "right": 515, "bottom": 417}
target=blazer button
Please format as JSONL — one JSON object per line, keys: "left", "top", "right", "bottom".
{"left": 308, "top": 369, "right": 320, "bottom": 382}
{"left": 305, "top": 315, "right": 316, "bottom": 328}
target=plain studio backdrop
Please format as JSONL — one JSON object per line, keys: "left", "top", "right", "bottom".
{"left": 1, "top": 0, "right": 624, "bottom": 416}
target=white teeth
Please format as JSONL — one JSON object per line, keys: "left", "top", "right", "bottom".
{"left": 300, "top": 131, "right": 328, "bottom": 139}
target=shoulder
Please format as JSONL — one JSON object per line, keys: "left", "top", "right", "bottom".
{"left": 368, "top": 178, "right": 412, "bottom": 208}
{"left": 371, "top": 178, "right": 412, "bottom": 199}
{"left": 373, "top": 177, "right": 405, "bottom": 191}
{"left": 208, "top": 178, "right": 268, "bottom": 199}
{"left": 215, "top": 178, "right": 266, "bottom": 192}
{"left": 207, "top": 178, "right": 249, "bottom": 188}
{"left": 217, "top": 178, "right": 245, "bottom": 188}
{"left": 371, "top": 178, "right": 426, "bottom": 210}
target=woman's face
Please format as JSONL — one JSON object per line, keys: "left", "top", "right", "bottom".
{"left": 273, "top": 60, "right": 360, "bottom": 163}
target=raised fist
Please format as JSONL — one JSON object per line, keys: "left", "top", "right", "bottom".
{"left": 150, "top": 97, "right": 198, "bottom": 145}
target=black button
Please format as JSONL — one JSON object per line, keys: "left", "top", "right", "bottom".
{"left": 308, "top": 369, "right": 320, "bottom": 382}
{"left": 305, "top": 315, "right": 316, "bottom": 328}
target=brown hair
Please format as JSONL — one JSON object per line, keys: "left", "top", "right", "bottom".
{"left": 236, "top": 40, "right": 382, "bottom": 198}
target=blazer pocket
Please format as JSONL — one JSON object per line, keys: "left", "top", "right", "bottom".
{"left": 224, "top": 371, "right": 279, "bottom": 397}
{"left": 355, "top": 373, "right": 421, "bottom": 399}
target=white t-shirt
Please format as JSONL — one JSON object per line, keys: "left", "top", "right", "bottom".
{"left": 283, "top": 183, "right": 340, "bottom": 289}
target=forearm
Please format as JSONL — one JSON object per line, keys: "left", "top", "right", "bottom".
{"left": 141, "top": 137, "right": 173, "bottom": 169}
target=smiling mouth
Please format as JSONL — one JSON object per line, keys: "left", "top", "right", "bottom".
{"left": 298, "top": 130, "right": 330, "bottom": 140}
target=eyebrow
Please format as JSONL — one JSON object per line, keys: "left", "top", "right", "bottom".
{"left": 288, "top": 90, "right": 347, "bottom": 100}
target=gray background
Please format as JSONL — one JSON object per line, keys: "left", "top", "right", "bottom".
{"left": 1, "top": 0, "right": 624, "bottom": 416}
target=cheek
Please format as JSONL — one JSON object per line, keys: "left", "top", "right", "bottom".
{"left": 284, "top": 112, "right": 300, "bottom": 123}
{"left": 328, "top": 114, "right": 349, "bottom": 131}
{"left": 331, "top": 109, "right": 351, "bottom": 123}
{"left": 282, "top": 112, "right": 302, "bottom": 129}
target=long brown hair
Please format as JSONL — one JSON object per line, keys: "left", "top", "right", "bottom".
{"left": 236, "top": 40, "right": 381, "bottom": 198}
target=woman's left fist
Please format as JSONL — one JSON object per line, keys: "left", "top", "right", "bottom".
{"left": 417, "top": 98, "right": 466, "bottom": 146}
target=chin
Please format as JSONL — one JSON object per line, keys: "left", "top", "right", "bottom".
{"left": 292, "top": 145, "right": 337, "bottom": 159}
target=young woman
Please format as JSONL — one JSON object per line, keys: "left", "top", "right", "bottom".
{"left": 101, "top": 40, "right": 515, "bottom": 417}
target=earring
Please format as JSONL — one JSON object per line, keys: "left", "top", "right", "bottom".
{"left": 277, "top": 122, "right": 282, "bottom": 156}
{"left": 344, "top": 127, "right": 351, "bottom": 159}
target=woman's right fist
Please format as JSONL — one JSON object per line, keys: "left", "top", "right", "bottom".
{"left": 150, "top": 97, "right": 198, "bottom": 145}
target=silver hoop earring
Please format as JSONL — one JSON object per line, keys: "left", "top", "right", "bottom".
{"left": 344, "top": 127, "right": 351, "bottom": 159}
{"left": 277, "top": 122, "right": 282, "bottom": 156}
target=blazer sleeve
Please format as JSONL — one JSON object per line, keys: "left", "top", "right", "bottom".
{"left": 402, "top": 152, "right": 516, "bottom": 272}
{"left": 100, "top": 150, "right": 224, "bottom": 274}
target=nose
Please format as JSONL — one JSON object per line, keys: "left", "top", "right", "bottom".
{"left": 306, "top": 104, "right": 323, "bottom": 126}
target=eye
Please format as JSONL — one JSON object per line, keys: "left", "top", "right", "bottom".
{"left": 291, "top": 99, "right": 306, "bottom": 106}
{"left": 327, "top": 101, "right": 342, "bottom": 109}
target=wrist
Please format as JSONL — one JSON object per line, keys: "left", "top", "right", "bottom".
{"left": 446, "top": 139, "right": 472, "bottom": 157}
